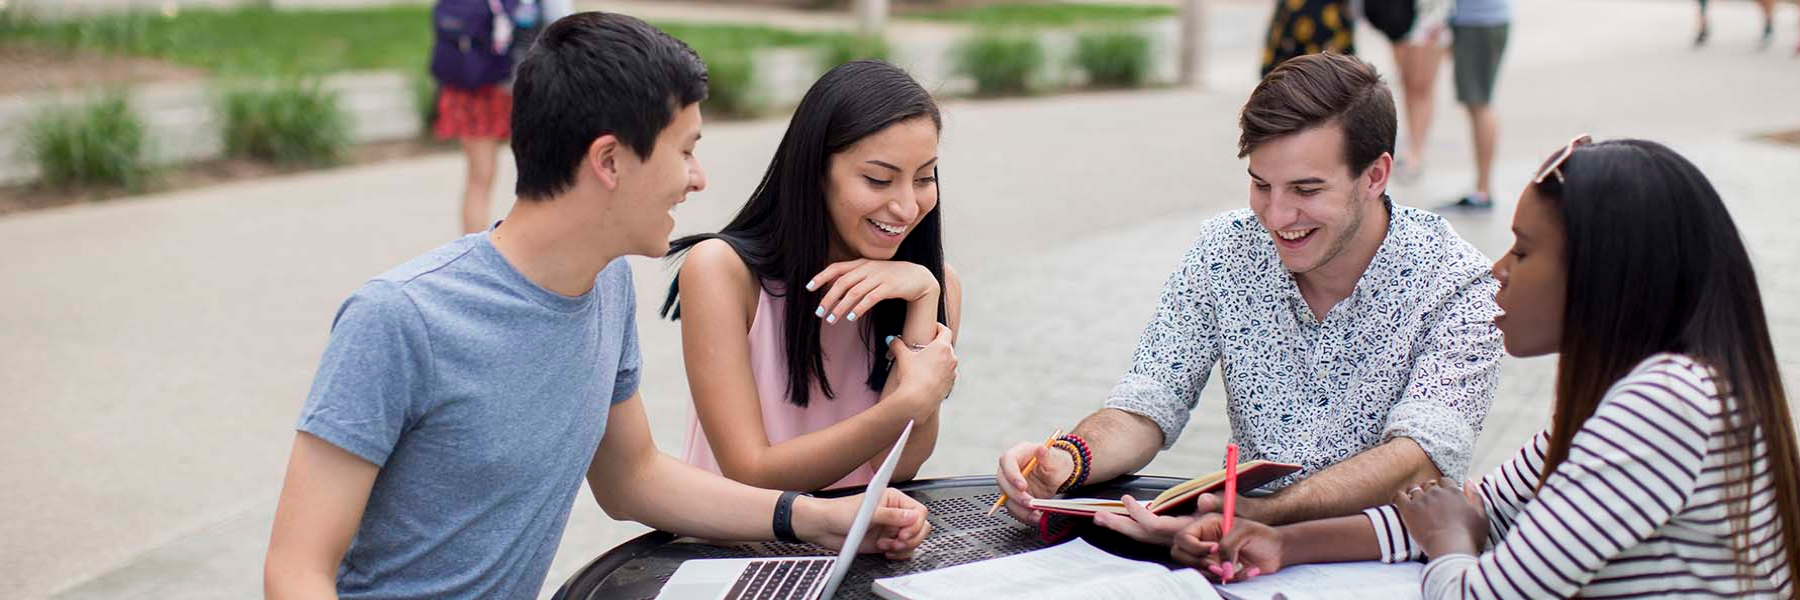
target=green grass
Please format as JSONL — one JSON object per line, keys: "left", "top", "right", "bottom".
{"left": 907, "top": 3, "right": 1176, "bottom": 27}
{"left": 1, "top": 6, "right": 432, "bottom": 76}
{"left": 0, "top": 7, "right": 852, "bottom": 77}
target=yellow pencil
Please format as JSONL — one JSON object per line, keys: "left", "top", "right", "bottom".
{"left": 988, "top": 428, "right": 1063, "bottom": 517}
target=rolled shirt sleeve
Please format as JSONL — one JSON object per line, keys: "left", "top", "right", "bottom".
{"left": 1382, "top": 269, "right": 1502, "bottom": 481}
{"left": 1105, "top": 236, "right": 1220, "bottom": 450}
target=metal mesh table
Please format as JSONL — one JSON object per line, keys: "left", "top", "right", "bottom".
{"left": 552, "top": 475, "right": 1187, "bottom": 600}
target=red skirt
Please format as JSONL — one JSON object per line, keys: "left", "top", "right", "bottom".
{"left": 434, "top": 85, "right": 512, "bottom": 140}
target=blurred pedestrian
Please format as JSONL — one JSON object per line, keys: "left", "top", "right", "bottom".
{"left": 1260, "top": 0, "right": 1356, "bottom": 77}
{"left": 1693, "top": 0, "right": 1776, "bottom": 49}
{"left": 430, "top": 0, "right": 518, "bottom": 234}
{"left": 1442, "top": 0, "right": 1510, "bottom": 210}
{"left": 1366, "top": 0, "right": 1451, "bottom": 182}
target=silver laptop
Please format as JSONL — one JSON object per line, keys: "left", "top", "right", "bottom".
{"left": 655, "top": 420, "right": 915, "bottom": 600}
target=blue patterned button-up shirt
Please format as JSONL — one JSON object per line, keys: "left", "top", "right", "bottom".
{"left": 1106, "top": 203, "right": 1502, "bottom": 487}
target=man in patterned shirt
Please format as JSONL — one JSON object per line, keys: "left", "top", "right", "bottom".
{"left": 994, "top": 53, "right": 1502, "bottom": 539}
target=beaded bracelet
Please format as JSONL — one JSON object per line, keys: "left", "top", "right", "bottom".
{"left": 1060, "top": 433, "right": 1093, "bottom": 490}
{"left": 1051, "top": 439, "right": 1084, "bottom": 493}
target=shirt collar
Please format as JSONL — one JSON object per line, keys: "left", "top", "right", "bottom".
{"left": 1276, "top": 197, "right": 1402, "bottom": 319}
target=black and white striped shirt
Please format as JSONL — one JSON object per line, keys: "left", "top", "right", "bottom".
{"left": 1362, "top": 353, "right": 1792, "bottom": 598}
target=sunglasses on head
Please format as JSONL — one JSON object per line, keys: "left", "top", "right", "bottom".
{"left": 1533, "top": 134, "right": 1593, "bottom": 185}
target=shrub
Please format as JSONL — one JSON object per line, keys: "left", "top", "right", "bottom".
{"left": 819, "top": 34, "right": 890, "bottom": 72}
{"left": 220, "top": 78, "right": 350, "bottom": 166}
{"left": 1074, "top": 30, "right": 1152, "bottom": 88}
{"left": 692, "top": 45, "right": 760, "bottom": 118}
{"left": 26, "top": 94, "right": 149, "bottom": 190}
{"left": 952, "top": 30, "right": 1044, "bottom": 97}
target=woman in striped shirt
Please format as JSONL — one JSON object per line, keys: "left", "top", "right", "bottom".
{"left": 1172, "top": 137, "right": 1799, "bottom": 598}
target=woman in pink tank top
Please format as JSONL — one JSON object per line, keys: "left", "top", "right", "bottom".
{"left": 660, "top": 60, "right": 962, "bottom": 492}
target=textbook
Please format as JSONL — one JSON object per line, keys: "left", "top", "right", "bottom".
{"left": 871, "top": 539, "right": 1223, "bottom": 600}
{"left": 1215, "top": 561, "right": 1423, "bottom": 600}
{"left": 1027, "top": 460, "right": 1301, "bottom": 517}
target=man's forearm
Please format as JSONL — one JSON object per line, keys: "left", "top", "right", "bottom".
{"left": 599, "top": 451, "right": 784, "bottom": 542}
{"left": 1248, "top": 437, "right": 1441, "bottom": 525}
{"left": 1071, "top": 408, "right": 1165, "bottom": 484}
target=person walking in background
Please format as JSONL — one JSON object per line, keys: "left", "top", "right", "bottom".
{"left": 431, "top": 0, "right": 518, "bottom": 234}
{"left": 1694, "top": 0, "right": 1777, "bottom": 48}
{"left": 1260, "top": 0, "right": 1356, "bottom": 77}
{"left": 1365, "top": 0, "right": 1451, "bottom": 182}
{"left": 1441, "top": 0, "right": 1510, "bottom": 210}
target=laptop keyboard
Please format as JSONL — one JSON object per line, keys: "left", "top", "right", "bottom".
{"left": 724, "top": 557, "right": 833, "bottom": 600}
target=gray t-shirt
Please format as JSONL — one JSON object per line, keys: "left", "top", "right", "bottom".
{"left": 296, "top": 232, "right": 640, "bottom": 599}
{"left": 1451, "top": 0, "right": 1510, "bottom": 27}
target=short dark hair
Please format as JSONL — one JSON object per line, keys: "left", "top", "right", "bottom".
{"left": 510, "top": 12, "right": 708, "bottom": 199}
{"left": 1237, "top": 52, "right": 1395, "bottom": 177}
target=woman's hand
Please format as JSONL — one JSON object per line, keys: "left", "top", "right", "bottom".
{"left": 1393, "top": 478, "right": 1488, "bottom": 559}
{"left": 887, "top": 324, "right": 956, "bottom": 416}
{"left": 1170, "top": 514, "right": 1284, "bottom": 583}
{"left": 809, "top": 260, "right": 940, "bottom": 327}
{"left": 1092, "top": 495, "right": 1198, "bottom": 546}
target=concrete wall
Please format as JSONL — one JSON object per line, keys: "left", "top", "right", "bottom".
{"left": 0, "top": 71, "right": 419, "bottom": 185}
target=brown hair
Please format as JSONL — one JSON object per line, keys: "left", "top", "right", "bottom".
{"left": 1534, "top": 139, "right": 1798, "bottom": 592}
{"left": 1237, "top": 52, "right": 1395, "bottom": 178}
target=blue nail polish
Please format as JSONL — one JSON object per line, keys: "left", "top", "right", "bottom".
{"left": 815, "top": 306, "right": 825, "bottom": 318}
{"left": 806, "top": 279, "right": 817, "bottom": 291}
{"left": 885, "top": 335, "right": 895, "bottom": 345}
{"left": 846, "top": 312, "right": 857, "bottom": 322}
{"left": 826, "top": 314, "right": 837, "bottom": 324}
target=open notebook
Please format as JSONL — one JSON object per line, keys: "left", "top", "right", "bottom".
{"left": 872, "top": 539, "right": 1222, "bottom": 600}
{"left": 1029, "top": 460, "right": 1300, "bottom": 517}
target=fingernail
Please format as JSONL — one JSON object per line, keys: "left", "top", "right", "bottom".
{"left": 806, "top": 279, "right": 817, "bottom": 291}
{"left": 826, "top": 314, "right": 837, "bottom": 324}
{"left": 815, "top": 306, "right": 826, "bottom": 318}
{"left": 1246, "top": 567, "right": 1261, "bottom": 578}
{"left": 885, "top": 335, "right": 895, "bottom": 345}
{"left": 1224, "top": 563, "right": 1235, "bottom": 580}
{"left": 847, "top": 311, "right": 857, "bottom": 322}
{"left": 1208, "top": 565, "right": 1223, "bottom": 575}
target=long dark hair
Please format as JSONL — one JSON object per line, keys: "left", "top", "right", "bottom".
{"left": 659, "top": 60, "right": 946, "bottom": 408}
{"left": 1535, "top": 139, "right": 1798, "bottom": 588}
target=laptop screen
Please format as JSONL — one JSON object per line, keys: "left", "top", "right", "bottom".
{"left": 817, "top": 419, "right": 914, "bottom": 598}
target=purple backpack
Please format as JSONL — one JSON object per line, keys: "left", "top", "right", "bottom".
{"left": 430, "top": 0, "right": 517, "bottom": 90}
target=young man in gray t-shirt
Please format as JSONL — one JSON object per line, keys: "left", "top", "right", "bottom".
{"left": 264, "top": 13, "right": 947, "bottom": 599}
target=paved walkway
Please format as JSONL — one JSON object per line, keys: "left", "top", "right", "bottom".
{"left": 3, "top": 0, "right": 1799, "bottom": 598}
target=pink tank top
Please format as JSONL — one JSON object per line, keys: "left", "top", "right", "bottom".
{"left": 682, "top": 284, "right": 881, "bottom": 489}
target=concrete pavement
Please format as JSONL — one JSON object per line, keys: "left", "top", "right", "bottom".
{"left": 4, "top": 0, "right": 1799, "bottom": 597}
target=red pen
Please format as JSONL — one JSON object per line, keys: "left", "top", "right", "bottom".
{"left": 1223, "top": 443, "right": 1239, "bottom": 536}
